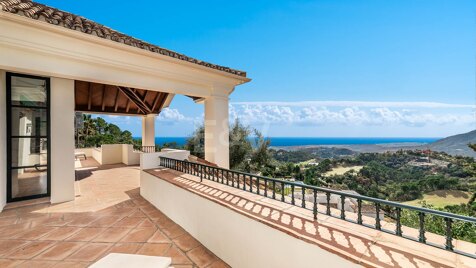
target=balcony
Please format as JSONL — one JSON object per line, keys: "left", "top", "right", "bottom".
{"left": 0, "top": 152, "right": 474, "bottom": 267}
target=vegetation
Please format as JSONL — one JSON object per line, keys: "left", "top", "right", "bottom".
{"left": 75, "top": 115, "right": 139, "bottom": 148}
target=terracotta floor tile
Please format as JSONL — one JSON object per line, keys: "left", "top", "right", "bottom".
{"left": 162, "top": 224, "right": 187, "bottom": 239}
{"left": 207, "top": 260, "right": 231, "bottom": 268}
{"left": 92, "top": 227, "right": 131, "bottom": 243}
{"left": 165, "top": 245, "right": 193, "bottom": 265}
{"left": 34, "top": 241, "right": 85, "bottom": 261}
{"left": 0, "top": 259, "right": 25, "bottom": 267}
{"left": 112, "top": 217, "right": 144, "bottom": 228}
{"left": 120, "top": 228, "right": 156, "bottom": 243}
{"left": 137, "top": 218, "right": 156, "bottom": 228}
{"left": 14, "top": 260, "right": 57, "bottom": 268}
{"left": 65, "top": 242, "right": 112, "bottom": 262}
{"left": 173, "top": 233, "right": 201, "bottom": 252}
{"left": 7, "top": 240, "right": 56, "bottom": 259}
{"left": 148, "top": 230, "right": 171, "bottom": 243}
{"left": 38, "top": 226, "right": 82, "bottom": 241}
{"left": 51, "top": 261, "right": 91, "bottom": 268}
{"left": 67, "top": 216, "right": 99, "bottom": 227}
{"left": 107, "top": 242, "right": 142, "bottom": 254}
{"left": 13, "top": 226, "right": 58, "bottom": 240}
{"left": 0, "top": 239, "right": 30, "bottom": 257}
{"left": 65, "top": 227, "right": 106, "bottom": 242}
{"left": 87, "top": 216, "right": 122, "bottom": 227}
{"left": 136, "top": 243, "right": 171, "bottom": 256}
{"left": 128, "top": 210, "right": 147, "bottom": 218}
{"left": 187, "top": 246, "right": 219, "bottom": 267}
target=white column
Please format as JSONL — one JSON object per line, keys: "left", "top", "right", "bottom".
{"left": 0, "top": 70, "right": 6, "bottom": 210}
{"left": 50, "top": 77, "right": 75, "bottom": 203}
{"left": 142, "top": 114, "right": 156, "bottom": 147}
{"left": 204, "top": 96, "right": 229, "bottom": 168}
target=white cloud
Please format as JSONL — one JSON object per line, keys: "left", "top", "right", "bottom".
{"left": 157, "top": 108, "right": 190, "bottom": 124}
{"left": 232, "top": 100, "right": 475, "bottom": 109}
{"left": 229, "top": 104, "right": 475, "bottom": 127}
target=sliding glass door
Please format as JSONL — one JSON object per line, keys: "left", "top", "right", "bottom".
{"left": 7, "top": 73, "right": 50, "bottom": 202}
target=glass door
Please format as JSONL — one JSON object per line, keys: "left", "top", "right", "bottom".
{"left": 6, "top": 73, "right": 50, "bottom": 202}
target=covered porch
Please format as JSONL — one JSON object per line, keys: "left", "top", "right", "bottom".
{"left": 0, "top": 2, "right": 250, "bottom": 209}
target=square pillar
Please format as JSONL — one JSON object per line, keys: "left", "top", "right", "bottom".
{"left": 142, "top": 114, "right": 156, "bottom": 147}
{"left": 0, "top": 70, "right": 6, "bottom": 210}
{"left": 50, "top": 77, "right": 75, "bottom": 203}
{"left": 204, "top": 96, "right": 229, "bottom": 168}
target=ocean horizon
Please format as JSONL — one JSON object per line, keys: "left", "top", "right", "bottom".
{"left": 133, "top": 137, "right": 441, "bottom": 147}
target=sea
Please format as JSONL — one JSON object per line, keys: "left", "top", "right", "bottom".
{"left": 141, "top": 137, "right": 440, "bottom": 147}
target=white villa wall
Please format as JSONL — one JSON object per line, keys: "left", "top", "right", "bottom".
{"left": 140, "top": 172, "right": 358, "bottom": 268}
{"left": 74, "top": 148, "right": 94, "bottom": 158}
{"left": 99, "top": 144, "right": 122, "bottom": 165}
{"left": 0, "top": 70, "right": 6, "bottom": 210}
{"left": 122, "top": 144, "right": 140, "bottom": 166}
{"left": 92, "top": 148, "right": 102, "bottom": 165}
{"left": 50, "top": 77, "right": 75, "bottom": 204}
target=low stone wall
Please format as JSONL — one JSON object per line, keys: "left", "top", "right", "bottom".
{"left": 140, "top": 170, "right": 358, "bottom": 268}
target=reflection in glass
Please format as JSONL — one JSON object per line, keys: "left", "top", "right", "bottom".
{"left": 11, "top": 168, "right": 47, "bottom": 198}
{"left": 11, "top": 138, "right": 48, "bottom": 167}
{"left": 11, "top": 76, "right": 47, "bottom": 107}
{"left": 11, "top": 107, "right": 47, "bottom": 136}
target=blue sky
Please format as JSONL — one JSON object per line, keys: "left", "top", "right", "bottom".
{"left": 43, "top": 0, "right": 476, "bottom": 137}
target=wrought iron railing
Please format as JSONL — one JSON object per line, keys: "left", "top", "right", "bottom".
{"left": 159, "top": 157, "right": 476, "bottom": 258}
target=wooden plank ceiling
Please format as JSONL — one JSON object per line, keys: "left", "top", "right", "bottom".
{"left": 75, "top": 81, "right": 169, "bottom": 115}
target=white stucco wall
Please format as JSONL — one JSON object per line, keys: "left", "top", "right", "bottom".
{"left": 50, "top": 77, "right": 75, "bottom": 204}
{"left": 74, "top": 148, "right": 94, "bottom": 158}
{"left": 0, "top": 70, "right": 6, "bottom": 210}
{"left": 100, "top": 144, "right": 123, "bottom": 165}
{"left": 140, "top": 171, "right": 358, "bottom": 268}
{"left": 122, "top": 144, "right": 140, "bottom": 166}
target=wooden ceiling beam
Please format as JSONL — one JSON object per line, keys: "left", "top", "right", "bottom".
{"left": 87, "top": 82, "right": 92, "bottom": 110}
{"left": 114, "top": 87, "right": 120, "bottom": 112}
{"left": 151, "top": 92, "right": 163, "bottom": 112}
{"left": 101, "top": 84, "right": 107, "bottom": 111}
{"left": 117, "top": 86, "right": 149, "bottom": 114}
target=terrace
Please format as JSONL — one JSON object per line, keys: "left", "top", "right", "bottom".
{"left": 0, "top": 159, "right": 227, "bottom": 267}
{"left": 1, "top": 1, "right": 475, "bottom": 267}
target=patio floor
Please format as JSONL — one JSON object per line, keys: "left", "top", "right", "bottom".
{"left": 0, "top": 160, "right": 228, "bottom": 268}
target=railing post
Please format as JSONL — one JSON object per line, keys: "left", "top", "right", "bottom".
{"left": 396, "top": 207, "right": 402, "bottom": 236}
{"left": 272, "top": 181, "right": 276, "bottom": 199}
{"left": 281, "top": 181, "right": 285, "bottom": 202}
{"left": 418, "top": 212, "right": 426, "bottom": 243}
{"left": 199, "top": 164, "right": 203, "bottom": 182}
{"left": 357, "top": 199, "right": 363, "bottom": 225}
{"left": 313, "top": 189, "right": 317, "bottom": 220}
{"left": 257, "top": 177, "right": 260, "bottom": 195}
{"left": 375, "top": 203, "right": 381, "bottom": 230}
{"left": 326, "top": 192, "right": 331, "bottom": 216}
{"left": 340, "top": 195, "right": 346, "bottom": 220}
{"left": 291, "top": 185, "right": 295, "bottom": 205}
{"left": 445, "top": 218, "right": 453, "bottom": 251}
{"left": 301, "top": 187, "right": 306, "bottom": 208}
{"left": 250, "top": 176, "right": 253, "bottom": 193}
{"left": 264, "top": 179, "right": 268, "bottom": 197}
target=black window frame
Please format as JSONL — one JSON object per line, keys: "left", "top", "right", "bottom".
{"left": 6, "top": 72, "right": 51, "bottom": 202}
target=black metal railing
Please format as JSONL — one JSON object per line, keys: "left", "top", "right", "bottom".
{"left": 135, "top": 145, "right": 158, "bottom": 153}
{"left": 159, "top": 157, "right": 476, "bottom": 259}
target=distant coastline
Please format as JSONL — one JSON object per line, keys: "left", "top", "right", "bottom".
{"left": 133, "top": 137, "right": 440, "bottom": 148}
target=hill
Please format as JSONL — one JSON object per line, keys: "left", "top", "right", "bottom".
{"left": 425, "top": 130, "right": 476, "bottom": 157}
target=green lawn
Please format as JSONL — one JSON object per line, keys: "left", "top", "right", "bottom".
{"left": 403, "top": 190, "right": 472, "bottom": 208}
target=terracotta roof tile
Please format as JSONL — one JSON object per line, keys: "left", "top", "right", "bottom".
{"left": 0, "top": 0, "right": 247, "bottom": 77}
